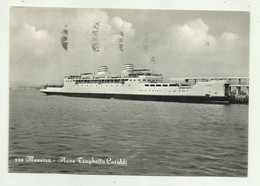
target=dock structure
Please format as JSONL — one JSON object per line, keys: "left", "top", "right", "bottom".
{"left": 182, "top": 77, "right": 249, "bottom": 84}
{"left": 168, "top": 77, "right": 249, "bottom": 104}
{"left": 228, "top": 84, "right": 249, "bottom": 103}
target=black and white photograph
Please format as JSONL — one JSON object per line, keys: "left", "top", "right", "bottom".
{"left": 1, "top": 0, "right": 260, "bottom": 185}
{"left": 8, "top": 6, "right": 249, "bottom": 176}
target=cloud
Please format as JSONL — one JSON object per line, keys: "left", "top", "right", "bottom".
{"left": 165, "top": 18, "right": 242, "bottom": 60}
{"left": 111, "top": 16, "right": 136, "bottom": 36}
{"left": 169, "top": 19, "right": 217, "bottom": 53}
{"left": 12, "top": 10, "right": 137, "bottom": 76}
{"left": 16, "top": 24, "right": 53, "bottom": 56}
{"left": 53, "top": 10, "right": 137, "bottom": 58}
{"left": 145, "top": 18, "right": 246, "bottom": 78}
{"left": 219, "top": 32, "right": 240, "bottom": 50}
{"left": 10, "top": 8, "right": 248, "bottom": 85}
{"left": 23, "top": 24, "right": 50, "bottom": 39}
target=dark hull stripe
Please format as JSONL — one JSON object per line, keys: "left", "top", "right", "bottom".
{"left": 41, "top": 91, "right": 230, "bottom": 104}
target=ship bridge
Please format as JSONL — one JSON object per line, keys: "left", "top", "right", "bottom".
{"left": 120, "top": 64, "right": 162, "bottom": 79}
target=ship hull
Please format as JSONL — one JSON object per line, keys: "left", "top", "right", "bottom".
{"left": 42, "top": 91, "right": 229, "bottom": 104}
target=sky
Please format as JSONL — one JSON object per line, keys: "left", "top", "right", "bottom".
{"left": 10, "top": 7, "right": 249, "bottom": 86}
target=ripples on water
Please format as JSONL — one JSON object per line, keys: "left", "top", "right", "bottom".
{"left": 9, "top": 89, "right": 248, "bottom": 176}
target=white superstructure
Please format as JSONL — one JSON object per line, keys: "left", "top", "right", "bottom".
{"left": 40, "top": 64, "right": 230, "bottom": 103}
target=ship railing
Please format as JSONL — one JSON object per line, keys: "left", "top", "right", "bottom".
{"left": 65, "top": 75, "right": 81, "bottom": 79}
{"left": 42, "top": 84, "right": 64, "bottom": 89}
{"left": 181, "top": 77, "right": 249, "bottom": 85}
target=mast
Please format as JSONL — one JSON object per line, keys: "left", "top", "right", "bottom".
{"left": 78, "top": 62, "right": 81, "bottom": 76}
{"left": 151, "top": 56, "right": 156, "bottom": 75}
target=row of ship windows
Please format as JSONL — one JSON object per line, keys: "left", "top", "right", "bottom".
{"left": 138, "top": 90, "right": 189, "bottom": 92}
{"left": 73, "top": 84, "right": 190, "bottom": 91}
{"left": 65, "top": 79, "right": 161, "bottom": 83}
{"left": 68, "top": 82, "right": 175, "bottom": 86}
{"left": 144, "top": 84, "right": 178, "bottom": 87}
{"left": 66, "top": 79, "right": 129, "bottom": 83}
{"left": 75, "top": 80, "right": 126, "bottom": 84}
{"left": 129, "top": 79, "right": 160, "bottom": 82}
{"left": 73, "top": 84, "right": 189, "bottom": 92}
{"left": 75, "top": 84, "right": 124, "bottom": 87}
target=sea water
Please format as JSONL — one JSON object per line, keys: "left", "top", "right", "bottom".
{"left": 9, "top": 89, "right": 248, "bottom": 176}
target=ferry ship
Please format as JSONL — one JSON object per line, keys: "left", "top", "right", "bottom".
{"left": 40, "top": 64, "right": 230, "bottom": 103}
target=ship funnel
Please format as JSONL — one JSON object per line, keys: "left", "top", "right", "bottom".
{"left": 97, "top": 66, "right": 109, "bottom": 76}
{"left": 121, "top": 64, "right": 134, "bottom": 75}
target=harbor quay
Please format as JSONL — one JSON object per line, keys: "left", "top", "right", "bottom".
{"left": 169, "top": 77, "right": 249, "bottom": 104}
